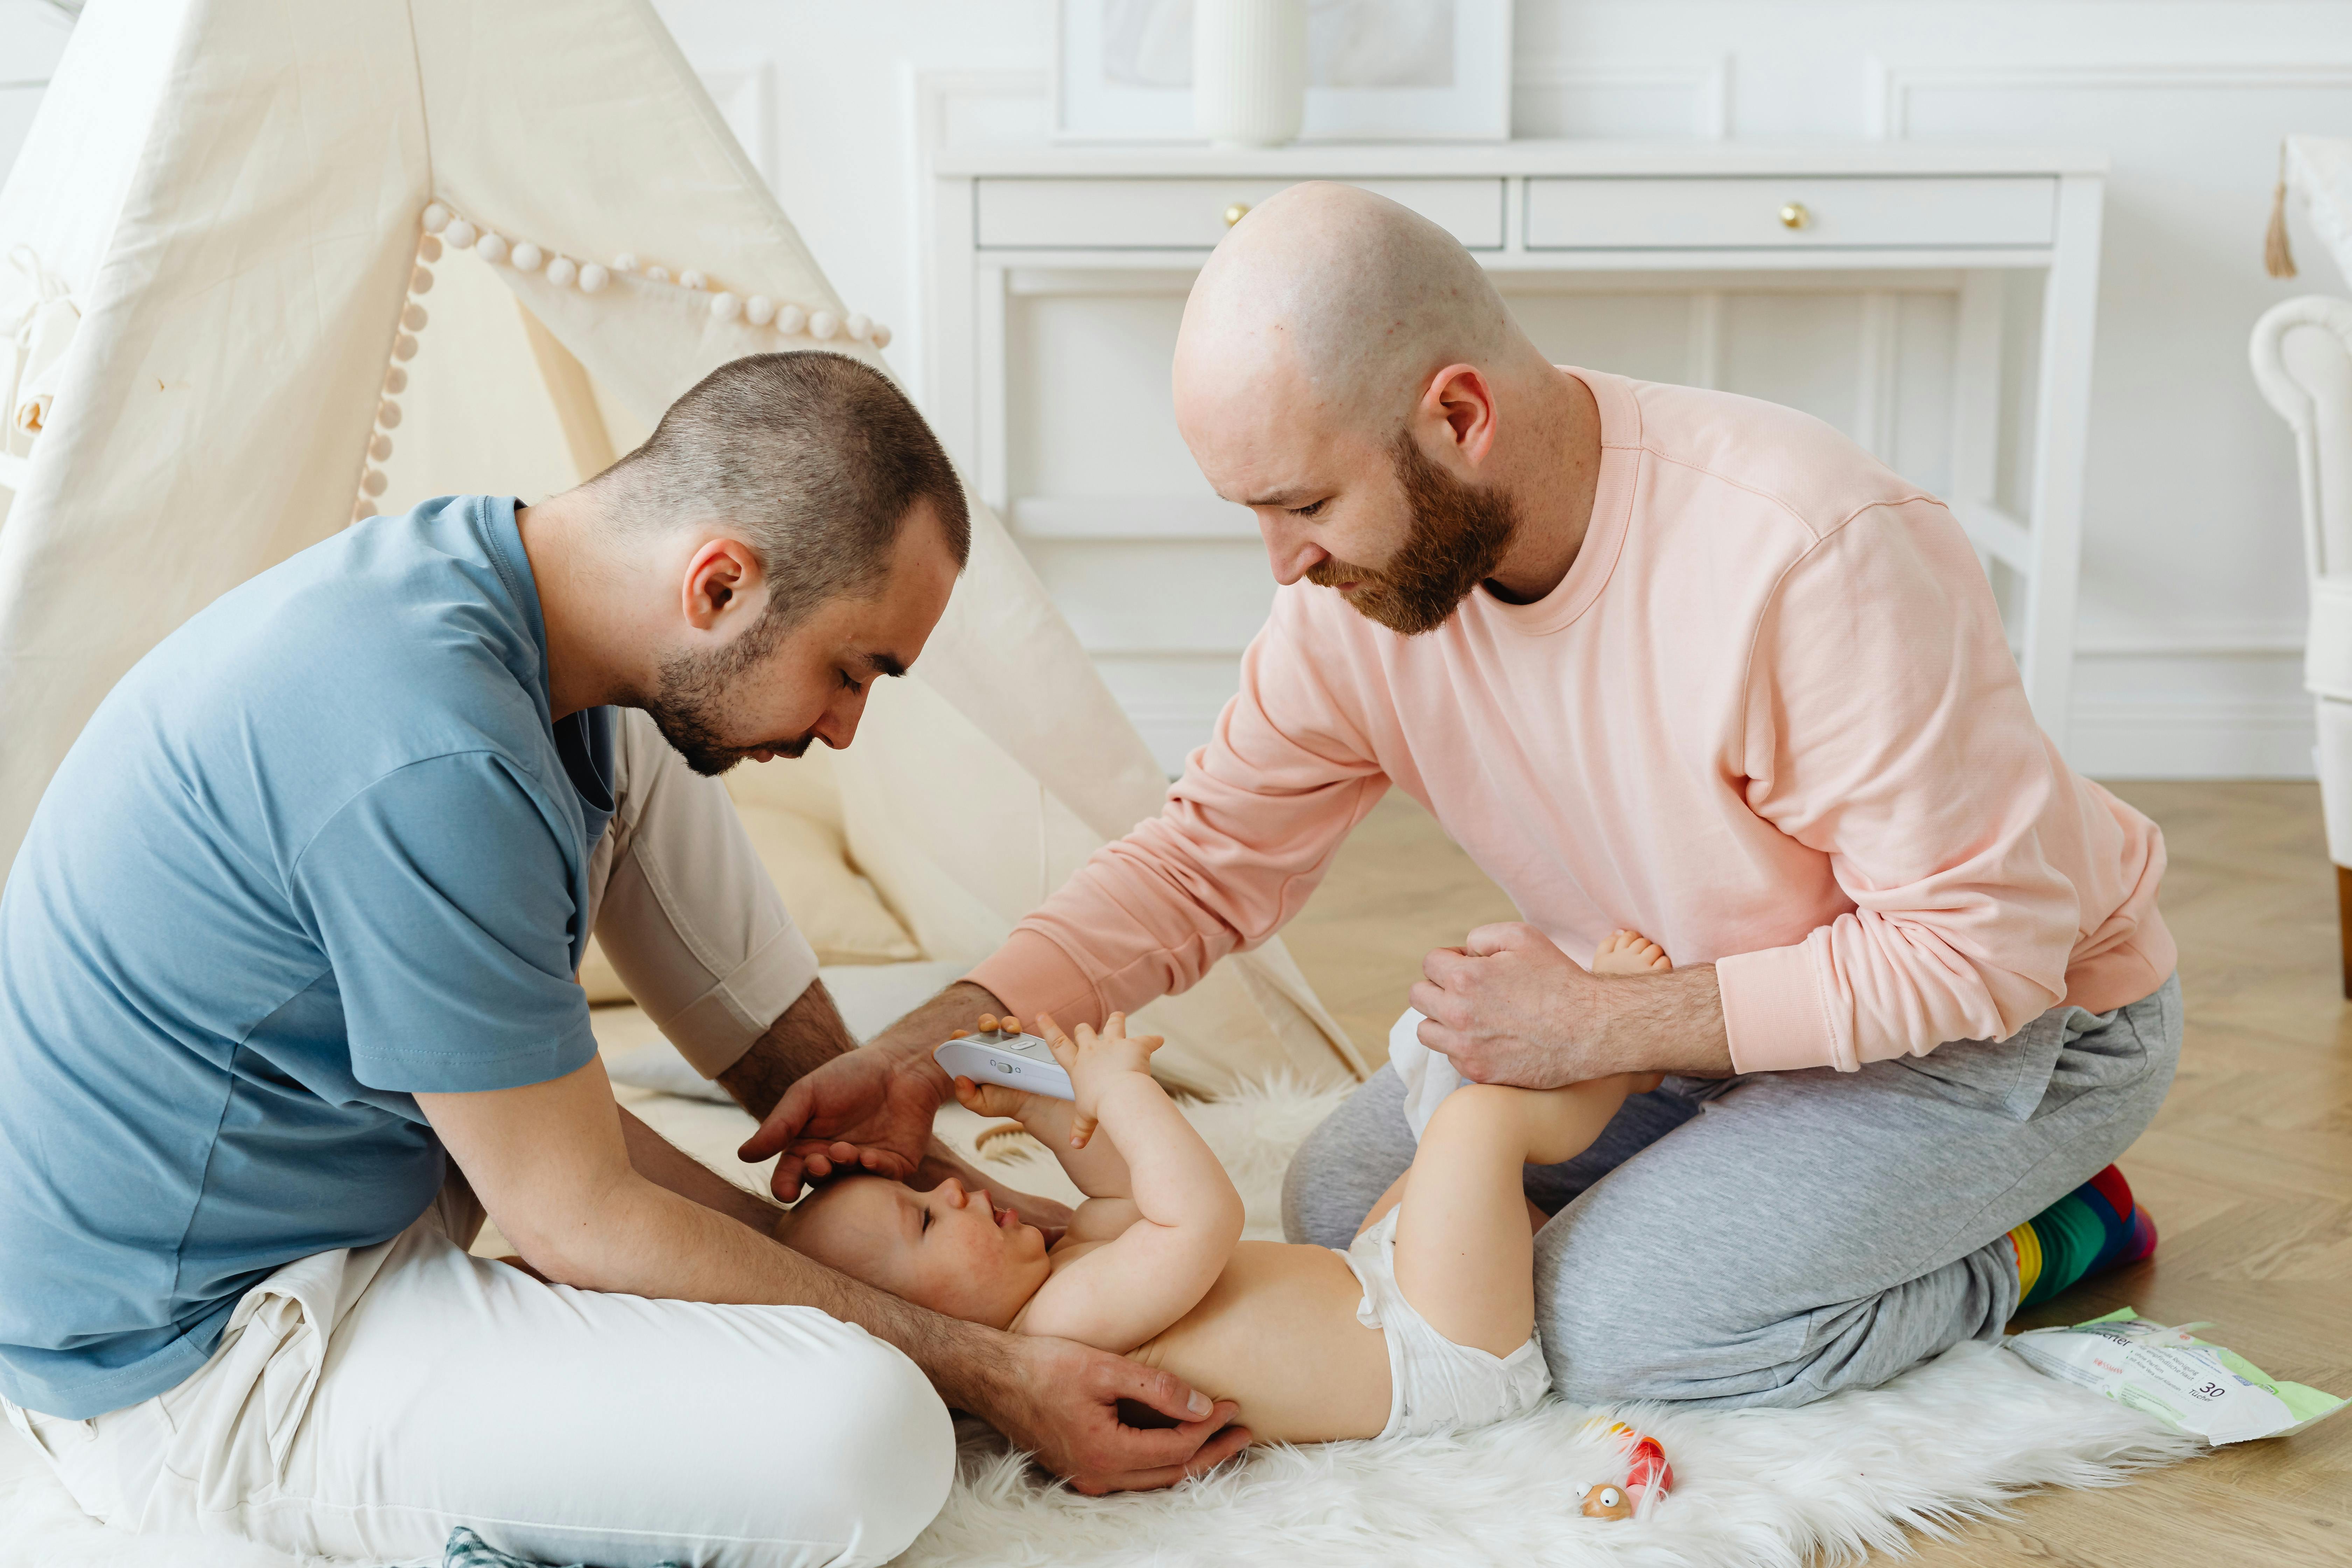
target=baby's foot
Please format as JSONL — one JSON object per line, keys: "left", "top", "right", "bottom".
{"left": 1592, "top": 929, "right": 1672, "bottom": 975}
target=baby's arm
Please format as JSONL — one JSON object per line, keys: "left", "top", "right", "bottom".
{"left": 954, "top": 1075, "right": 1143, "bottom": 1245}
{"left": 995, "top": 1016, "right": 1244, "bottom": 1352}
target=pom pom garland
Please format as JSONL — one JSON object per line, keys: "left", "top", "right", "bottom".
{"left": 379, "top": 202, "right": 892, "bottom": 524}
{"left": 354, "top": 500, "right": 378, "bottom": 521}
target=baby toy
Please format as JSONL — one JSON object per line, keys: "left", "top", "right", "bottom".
{"left": 932, "top": 1014, "right": 1076, "bottom": 1102}
{"left": 1576, "top": 1421, "right": 1674, "bottom": 1520}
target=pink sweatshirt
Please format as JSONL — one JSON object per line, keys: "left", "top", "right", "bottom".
{"left": 971, "top": 370, "right": 2174, "bottom": 1073}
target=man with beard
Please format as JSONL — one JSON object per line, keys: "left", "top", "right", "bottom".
{"left": 0, "top": 352, "right": 1246, "bottom": 1567}
{"left": 749, "top": 184, "right": 2181, "bottom": 1411}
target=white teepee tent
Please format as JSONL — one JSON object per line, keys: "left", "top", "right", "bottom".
{"left": 0, "top": 0, "right": 1364, "bottom": 1094}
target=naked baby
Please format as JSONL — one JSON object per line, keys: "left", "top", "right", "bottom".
{"left": 777, "top": 931, "right": 1677, "bottom": 1446}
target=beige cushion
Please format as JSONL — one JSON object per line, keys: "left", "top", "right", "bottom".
{"left": 580, "top": 799, "right": 921, "bottom": 1005}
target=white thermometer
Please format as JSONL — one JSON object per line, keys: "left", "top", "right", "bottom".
{"left": 933, "top": 1018, "right": 1075, "bottom": 1101}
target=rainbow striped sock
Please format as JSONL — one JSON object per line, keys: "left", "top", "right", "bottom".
{"left": 2008, "top": 1164, "right": 2157, "bottom": 1311}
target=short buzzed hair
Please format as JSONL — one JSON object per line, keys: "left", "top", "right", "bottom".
{"left": 593, "top": 352, "right": 970, "bottom": 630}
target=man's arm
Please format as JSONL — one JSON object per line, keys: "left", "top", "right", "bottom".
{"left": 714, "top": 974, "right": 858, "bottom": 1120}
{"left": 419, "top": 1055, "right": 1248, "bottom": 1491}
{"left": 1410, "top": 923, "right": 1732, "bottom": 1086}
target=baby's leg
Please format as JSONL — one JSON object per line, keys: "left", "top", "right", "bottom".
{"left": 1390, "top": 1076, "right": 1638, "bottom": 1357}
{"left": 1592, "top": 928, "right": 1672, "bottom": 976}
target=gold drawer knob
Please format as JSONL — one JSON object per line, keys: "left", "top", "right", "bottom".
{"left": 1778, "top": 201, "right": 1809, "bottom": 230}
{"left": 1223, "top": 202, "right": 1251, "bottom": 228}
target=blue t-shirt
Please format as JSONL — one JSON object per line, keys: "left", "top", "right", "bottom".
{"left": 0, "top": 496, "right": 614, "bottom": 1419}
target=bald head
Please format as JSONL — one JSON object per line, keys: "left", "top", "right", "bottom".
{"left": 1175, "top": 182, "right": 1525, "bottom": 436}
{"left": 1171, "top": 182, "right": 1595, "bottom": 630}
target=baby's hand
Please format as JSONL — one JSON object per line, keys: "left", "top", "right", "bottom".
{"left": 1039, "top": 1011, "right": 1161, "bottom": 1148}
{"left": 952, "top": 1075, "right": 1049, "bottom": 1124}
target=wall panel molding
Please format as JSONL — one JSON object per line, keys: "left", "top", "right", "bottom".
{"left": 1864, "top": 58, "right": 2352, "bottom": 139}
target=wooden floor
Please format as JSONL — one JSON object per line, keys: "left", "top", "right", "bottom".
{"left": 1280, "top": 782, "right": 2352, "bottom": 1567}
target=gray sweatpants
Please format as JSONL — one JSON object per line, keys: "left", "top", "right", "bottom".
{"left": 1282, "top": 974, "right": 2182, "bottom": 1409}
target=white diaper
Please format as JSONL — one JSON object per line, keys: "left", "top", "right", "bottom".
{"left": 1387, "top": 1007, "right": 1467, "bottom": 1142}
{"left": 1336, "top": 1207, "right": 1552, "bottom": 1440}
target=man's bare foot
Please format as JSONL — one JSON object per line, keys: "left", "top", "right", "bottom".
{"left": 1592, "top": 928, "right": 1672, "bottom": 976}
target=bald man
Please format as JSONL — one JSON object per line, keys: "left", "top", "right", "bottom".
{"left": 750, "top": 184, "right": 2180, "bottom": 1410}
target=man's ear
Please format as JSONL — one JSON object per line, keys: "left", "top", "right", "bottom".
{"left": 680, "top": 536, "right": 767, "bottom": 634}
{"left": 1419, "top": 363, "right": 1499, "bottom": 468}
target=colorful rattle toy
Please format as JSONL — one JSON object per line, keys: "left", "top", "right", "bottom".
{"left": 1575, "top": 1421, "right": 1674, "bottom": 1520}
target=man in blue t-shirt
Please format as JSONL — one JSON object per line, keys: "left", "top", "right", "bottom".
{"left": 0, "top": 353, "right": 1245, "bottom": 1565}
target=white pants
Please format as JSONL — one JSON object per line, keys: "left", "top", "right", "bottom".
{"left": 3, "top": 1182, "right": 955, "bottom": 1567}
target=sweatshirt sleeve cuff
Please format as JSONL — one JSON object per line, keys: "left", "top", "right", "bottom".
{"left": 965, "top": 928, "right": 1108, "bottom": 1030}
{"left": 1716, "top": 942, "right": 1844, "bottom": 1073}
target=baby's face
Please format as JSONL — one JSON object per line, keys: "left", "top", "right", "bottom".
{"left": 783, "top": 1174, "right": 1052, "bottom": 1328}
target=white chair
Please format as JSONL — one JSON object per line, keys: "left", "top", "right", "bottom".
{"left": 2252, "top": 294, "right": 2352, "bottom": 995}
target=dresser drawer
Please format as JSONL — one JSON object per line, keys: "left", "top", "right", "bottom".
{"left": 976, "top": 177, "right": 1505, "bottom": 251}
{"left": 1525, "top": 176, "right": 2056, "bottom": 251}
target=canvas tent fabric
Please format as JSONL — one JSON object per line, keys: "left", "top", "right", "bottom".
{"left": 0, "top": 0, "right": 1364, "bottom": 1094}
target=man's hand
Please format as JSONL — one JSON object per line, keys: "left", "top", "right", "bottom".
{"left": 737, "top": 1038, "right": 946, "bottom": 1198}
{"left": 1410, "top": 922, "right": 1735, "bottom": 1084}
{"left": 987, "top": 1334, "right": 1250, "bottom": 1495}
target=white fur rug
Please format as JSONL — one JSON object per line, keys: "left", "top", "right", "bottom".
{"left": 1, "top": 1077, "right": 2204, "bottom": 1568}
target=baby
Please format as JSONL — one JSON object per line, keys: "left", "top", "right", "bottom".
{"left": 780, "top": 930, "right": 1675, "bottom": 1446}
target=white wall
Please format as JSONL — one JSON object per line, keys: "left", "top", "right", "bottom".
{"left": 6, "top": 0, "right": 2345, "bottom": 778}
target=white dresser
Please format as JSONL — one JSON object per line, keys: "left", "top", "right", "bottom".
{"left": 923, "top": 141, "right": 2106, "bottom": 769}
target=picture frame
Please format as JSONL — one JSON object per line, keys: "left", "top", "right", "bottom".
{"left": 1054, "top": 0, "right": 1512, "bottom": 144}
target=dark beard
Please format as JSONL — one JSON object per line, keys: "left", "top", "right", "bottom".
{"left": 1305, "top": 432, "right": 1519, "bottom": 636}
{"left": 644, "top": 617, "right": 812, "bottom": 778}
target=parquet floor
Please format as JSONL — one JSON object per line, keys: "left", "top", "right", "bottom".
{"left": 1280, "top": 781, "right": 2352, "bottom": 1567}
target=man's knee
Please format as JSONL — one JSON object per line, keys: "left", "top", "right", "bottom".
{"left": 773, "top": 1331, "right": 956, "bottom": 1563}
{"left": 1534, "top": 1222, "right": 2009, "bottom": 1410}
{"left": 629, "top": 1321, "right": 953, "bottom": 1565}
{"left": 1281, "top": 1068, "right": 1414, "bottom": 1248}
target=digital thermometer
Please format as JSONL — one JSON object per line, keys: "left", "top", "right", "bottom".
{"left": 933, "top": 1018, "right": 1075, "bottom": 1101}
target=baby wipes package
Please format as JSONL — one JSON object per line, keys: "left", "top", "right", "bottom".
{"left": 2006, "top": 1308, "right": 2346, "bottom": 1445}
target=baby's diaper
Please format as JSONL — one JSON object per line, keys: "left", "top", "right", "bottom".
{"left": 1336, "top": 1207, "right": 1551, "bottom": 1439}
{"left": 1387, "top": 1008, "right": 1467, "bottom": 1142}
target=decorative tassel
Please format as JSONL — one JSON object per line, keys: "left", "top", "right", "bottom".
{"left": 2267, "top": 141, "right": 2298, "bottom": 280}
